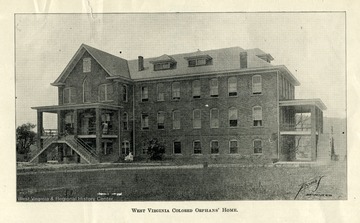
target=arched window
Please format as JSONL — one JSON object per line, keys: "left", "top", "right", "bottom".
{"left": 210, "top": 78, "right": 219, "bottom": 97}
{"left": 172, "top": 82, "right": 180, "bottom": 100}
{"left": 157, "top": 111, "right": 165, "bottom": 129}
{"left": 123, "top": 112, "right": 128, "bottom": 130}
{"left": 157, "top": 83, "right": 165, "bottom": 101}
{"left": 193, "top": 109, "right": 201, "bottom": 129}
{"left": 83, "top": 77, "right": 91, "bottom": 103}
{"left": 228, "top": 77, "right": 237, "bottom": 96}
{"left": 210, "top": 108, "right": 219, "bottom": 128}
{"left": 229, "top": 107, "right": 238, "bottom": 127}
{"left": 252, "top": 75, "right": 262, "bottom": 94}
{"left": 253, "top": 106, "right": 263, "bottom": 127}
{"left": 192, "top": 80, "right": 201, "bottom": 98}
{"left": 172, "top": 110, "right": 180, "bottom": 129}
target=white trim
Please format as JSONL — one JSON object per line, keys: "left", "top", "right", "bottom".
{"left": 227, "top": 76, "right": 238, "bottom": 97}
{"left": 252, "top": 74, "right": 262, "bottom": 94}
{"left": 228, "top": 107, "right": 238, "bottom": 127}
{"left": 172, "top": 110, "right": 180, "bottom": 129}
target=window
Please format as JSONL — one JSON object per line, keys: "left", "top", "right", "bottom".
{"left": 229, "top": 107, "right": 238, "bottom": 127}
{"left": 123, "top": 112, "right": 128, "bottom": 130}
{"left": 192, "top": 80, "right": 201, "bottom": 98}
{"left": 99, "top": 84, "right": 113, "bottom": 102}
{"left": 172, "top": 82, "right": 180, "bottom": 100}
{"left": 210, "top": 140, "right": 219, "bottom": 154}
{"left": 154, "top": 62, "right": 172, "bottom": 71}
{"left": 229, "top": 140, "right": 238, "bottom": 154}
{"left": 193, "top": 141, "right": 202, "bottom": 154}
{"left": 228, "top": 77, "right": 237, "bottom": 96}
{"left": 141, "top": 86, "right": 148, "bottom": 101}
{"left": 123, "top": 84, "right": 128, "bottom": 102}
{"left": 254, "top": 140, "right": 262, "bottom": 154}
{"left": 173, "top": 141, "right": 181, "bottom": 154}
{"left": 122, "top": 140, "right": 130, "bottom": 155}
{"left": 157, "top": 83, "right": 165, "bottom": 101}
{"left": 210, "top": 78, "right": 219, "bottom": 97}
{"left": 193, "top": 109, "right": 201, "bottom": 129}
{"left": 157, "top": 111, "right": 165, "bottom": 129}
{"left": 64, "top": 112, "right": 74, "bottom": 134}
{"left": 83, "top": 58, "right": 91, "bottom": 73}
{"left": 172, "top": 110, "right": 180, "bottom": 129}
{"left": 83, "top": 78, "right": 91, "bottom": 103}
{"left": 63, "top": 87, "right": 75, "bottom": 104}
{"left": 210, "top": 108, "right": 219, "bottom": 128}
{"left": 253, "top": 106, "right": 263, "bottom": 127}
{"left": 141, "top": 113, "right": 149, "bottom": 130}
{"left": 252, "top": 75, "right": 262, "bottom": 94}
{"left": 188, "top": 58, "right": 212, "bottom": 67}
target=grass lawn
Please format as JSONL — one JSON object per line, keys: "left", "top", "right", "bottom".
{"left": 17, "top": 161, "right": 346, "bottom": 201}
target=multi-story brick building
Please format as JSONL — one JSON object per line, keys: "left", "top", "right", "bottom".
{"left": 31, "top": 44, "right": 326, "bottom": 164}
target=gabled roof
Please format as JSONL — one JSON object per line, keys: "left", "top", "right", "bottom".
{"left": 52, "top": 44, "right": 130, "bottom": 85}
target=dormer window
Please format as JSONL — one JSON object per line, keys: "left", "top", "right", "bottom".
{"left": 149, "top": 54, "right": 177, "bottom": 71}
{"left": 83, "top": 58, "right": 91, "bottom": 73}
{"left": 185, "top": 52, "right": 212, "bottom": 67}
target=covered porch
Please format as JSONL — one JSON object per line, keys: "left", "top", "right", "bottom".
{"left": 279, "top": 99, "right": 327, "bottom": 161}
{"left": 31, "top": 103, "right": 122, "bottom": 163}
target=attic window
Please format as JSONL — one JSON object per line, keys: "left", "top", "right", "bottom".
{"left": 154, "top": 62, "right": 176, "bottom": 71}
{"left": 83, "top": 58, "right": 91, "bottom": 73}
{"left": 188, "top": 58, "right": 212, "bottom": 67}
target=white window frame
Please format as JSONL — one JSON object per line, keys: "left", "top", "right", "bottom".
{"left": 252, "top": 75, "right": 262, "bottom": 94}
{"left": 141, "top": 113, "right": 149, "bottom": 130}
{"left": 192, "top": 80, "right": 201, "bottom": 98}
{"left": 172, "top": 82, "right": 180, "bottom": 100}
{"left": 83, "top": 58, "right": 91, "bottom": 73}
{"left": 172, "top": 110, "right": 180, "bottom": 129}
{"left": 122, "top": 140, "right": 130, "bottom": 155}
{"left": 63, "top": 87, "right": 75, "bottom": 104}
{"left": 193, "top": 140, "right": 202, "bottom": 154}
{"left": 252, "top": 106, "right": 263, "bottom": 127}
{"left": 228, "top": 77, "right": 237, "bottom": 97}
{"left": 141, "top": 86, "right": 149, "bottom": 101}
{"left": 193, "top": 109, "right": 201, "bottom": 129}
{"left": 99, "top": 83, "right": 113, "bottom": 102}
{"left": 228, "top": 107, "right": 238, "bottom": 127}
{"left": 253, "top": 139, "right": 263, "bottom": 154}
{"left": 229, "top": 140, "right": 238, "bottom": 154}
{"left": 210, "top": 78, "right": 219, "bottom": 97}
{"left": 157, "top": 111, "right": 165, "bottom": 129}
{"left": 210, "top": 108, "right": 219, "bottom": 128}
{"left": 157, "top": 83, "right": 165, "bottom": 101}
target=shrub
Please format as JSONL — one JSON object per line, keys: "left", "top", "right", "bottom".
{"left": 147, "top": 138, "right": 165, "bottom": 160}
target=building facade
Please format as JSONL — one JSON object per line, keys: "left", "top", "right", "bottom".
{"left": 31, "top": 44, "right": 326, "bottom": 164}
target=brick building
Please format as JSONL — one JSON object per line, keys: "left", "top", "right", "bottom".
{"left": 31, "top": 44, "right": 327, "bottom": 164}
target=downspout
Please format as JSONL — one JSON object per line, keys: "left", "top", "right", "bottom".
{"left": 276, "top": 71, "right": 280, "bottom": 160}
{"left": 132, "top": 84, "right": 136, "bottom": 157}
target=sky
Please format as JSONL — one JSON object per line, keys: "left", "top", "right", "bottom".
{"left": 15, "top": 13, "right": 346, "bottom": 128}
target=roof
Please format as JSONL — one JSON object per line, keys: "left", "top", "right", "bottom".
{"left": 52, "top": 44, "right": 130, "bottom": 85}
{"left": 279, "top": 99, "right": 327, "bottom": 111}
{"left": 149, "top": 54, "right": 176, "bottom": 63}
{"left": 127, "top": 46, "right": 275, "bottom": 80}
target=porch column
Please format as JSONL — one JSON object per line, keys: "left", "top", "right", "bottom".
{"left": 95, "top": 108, "right": 102, "bottom": 160}
{"left": 37, "top": 111, "right": 43, "bottom": 148}
{"left": 73, "top": 109, "right": 78, "bottom": 137}
{"left": 310, "top": 105, "right": 317, "bottom": 161}
{"left": 57, "top": 110, "right": 63, "bottom": 138}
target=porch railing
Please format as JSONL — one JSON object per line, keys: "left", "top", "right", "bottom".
{"left": 280, "top": 123, "right": 312, "bottom": 131}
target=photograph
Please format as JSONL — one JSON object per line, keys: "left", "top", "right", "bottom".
{"left": 15, "top": 12, "right": 346, "bottom": 202}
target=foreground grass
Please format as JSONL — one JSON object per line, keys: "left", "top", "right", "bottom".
{"left": 17, "top": 162, "right": 346, "bottom": 201}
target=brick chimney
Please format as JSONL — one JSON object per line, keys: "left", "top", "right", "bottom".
{"left": 138, "top": 56, "right": 144, "bottom": 71}
{"left": 240, "top": 52, "right": 247, "bottom": 69}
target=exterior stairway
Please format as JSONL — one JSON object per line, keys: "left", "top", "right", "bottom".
{"left": 29, "top": 135, "right": 99, "bottom": 164}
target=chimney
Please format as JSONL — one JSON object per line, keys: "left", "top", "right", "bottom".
{"left": 240, "top": 52, "right": 247, "bottom": 69}
{"left": 138, "top": 56, "right": 144, "bottom": 71}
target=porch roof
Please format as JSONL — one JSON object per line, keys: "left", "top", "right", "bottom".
{"left": 31, "top": 103, "right": 122, "bottom": 113}
{"left": 279, "top": 99, "right": 327, "bottom": 112}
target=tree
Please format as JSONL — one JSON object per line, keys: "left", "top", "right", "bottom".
{"left": 16, "top": 123, "right": 36, "bottom": 155}
{"left": 147, "top": 138, "right": 165, "bottom": 160}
